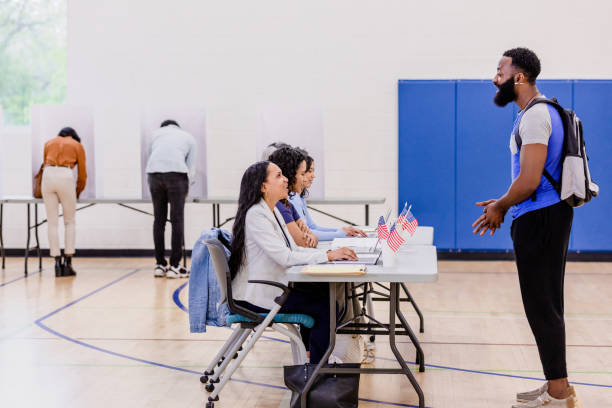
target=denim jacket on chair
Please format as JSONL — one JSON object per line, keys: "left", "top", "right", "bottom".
{"left": 188, "top": 228, "right": 231, "bottom": 332}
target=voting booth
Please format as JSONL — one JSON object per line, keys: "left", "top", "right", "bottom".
{"left": 30, "top": 105, "right": 96, "bottom": 199}
{"left": 140, "top": 107, "right": 208, "bottom": 199}
{"left": 256, "top": 105, "right": 325, "bottom": 199}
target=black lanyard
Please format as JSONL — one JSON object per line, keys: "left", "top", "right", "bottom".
{"left": 273, "top": 212, "right": 291, "bottom": 249}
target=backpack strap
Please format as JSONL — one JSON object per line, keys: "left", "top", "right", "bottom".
{"left": 514, "top": 97, "right": 563, "bottom": 200}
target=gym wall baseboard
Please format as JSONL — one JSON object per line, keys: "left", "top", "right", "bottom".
{"left": 3, "top": 249, "right": 612, "bottom": 262}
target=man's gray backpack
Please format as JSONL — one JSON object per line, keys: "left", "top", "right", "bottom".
{"left": 515, "top": 97, "right": 599, "bottom": 207}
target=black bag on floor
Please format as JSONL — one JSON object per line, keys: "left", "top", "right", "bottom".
{"left": 283, "top": 363, "right": 360, "bottom": 408}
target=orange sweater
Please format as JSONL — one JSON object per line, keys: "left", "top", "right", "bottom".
{"left": 43, "top": 136, "right": 87, "bottom": 194}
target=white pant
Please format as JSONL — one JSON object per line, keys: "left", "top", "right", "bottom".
{"left": 41, "top": 166, "right": 76, "bottom": 257}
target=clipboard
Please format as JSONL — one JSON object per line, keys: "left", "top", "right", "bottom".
{"left": 301, "top": 265, "right": 367, "bottom": 276}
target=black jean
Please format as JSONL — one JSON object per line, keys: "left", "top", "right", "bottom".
{"left": 148, "top": 172, "right": 189, "bottom": 267}
{"left": 511, "top": 201, "right": 573, "bottom": 380}
{"left": 237, "top": 282, "right": 331, "bottom": 364}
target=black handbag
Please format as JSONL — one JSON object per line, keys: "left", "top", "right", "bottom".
{"left": 283, "top": 363, "right": 360, "bottom": 408}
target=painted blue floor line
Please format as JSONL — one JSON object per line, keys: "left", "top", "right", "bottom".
{"left": 174, "top": 282, "right": 612, "bottom": 390}
{"left": 173, "top": 281, "right": 289, "bottom": 344}
{"left": 0, "top": 269, "right": 42, "bottom": 288}
{"left": 34, "top": 269, "right": 422, "bottom": 407}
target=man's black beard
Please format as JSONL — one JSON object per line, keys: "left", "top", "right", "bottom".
{"left": 494, "top": 77, "right": 516, "bottom": 107}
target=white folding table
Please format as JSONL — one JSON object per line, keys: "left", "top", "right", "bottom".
{"left": 286, "top": 245, "right": 438, "bottom": 408}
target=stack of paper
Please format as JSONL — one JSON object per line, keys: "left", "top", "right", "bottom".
{"left": 331, "top": 237, "right": 379, "bottom": 253}
{"left": 301, "top": 265, "right": 367, "bottom": 276}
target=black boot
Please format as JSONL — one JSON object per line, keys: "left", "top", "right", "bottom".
{"left": 54, "top": 256, "right": 63, "bottom": 277}
{"left": 61, "top": 255, "right": 76, "bottom": 277}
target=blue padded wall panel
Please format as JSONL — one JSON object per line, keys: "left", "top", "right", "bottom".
{"left": 570, "top": 81, "right": 612, "bottom": 251}
{"left": 456, "top": 80, "right": 514, "bottom": 250}
{"left": 537, "top": 80, "right": 573, "bottom": 109}
{"left": 398, "top": 79, "right": 612, "bottom": 252}
{"left": 398, "top": 80, "right": 455, "bottom": 249}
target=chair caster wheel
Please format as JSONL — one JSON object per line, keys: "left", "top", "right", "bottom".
{"left": 205, "top": 383, "right": 215, "bottom": 392}
{"left": 206, "top": 403, "right": 214, "bottom": 408}
{"left": 210, "top": 377, "right": 220, "bottom": 384}
{"left": 200, "top": 375, "right": 208, "bottom": 383}
{"left": 208, "top": 395, "right": 219, "bottom": 402}
{"left": 369, "top": 335, "right": 375, "bottom": 343}
{"left": 204, "top": 370, "right": 214, "bottom": 376}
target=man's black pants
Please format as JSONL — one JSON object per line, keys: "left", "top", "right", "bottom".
{"left": 148, "top": 172, "right": 189, "bottom": 267}
{"left": 511, "top": 201, "right": 573, "bottom": 380}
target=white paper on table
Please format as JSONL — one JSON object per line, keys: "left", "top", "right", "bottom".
{"left": 331, "top": 237, "right": 379, "bottom": 252}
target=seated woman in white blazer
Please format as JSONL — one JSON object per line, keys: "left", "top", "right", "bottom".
{"left": 229, "top": 161, "right": 357, "bottom": 364}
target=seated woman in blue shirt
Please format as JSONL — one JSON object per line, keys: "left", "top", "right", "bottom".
{"left": 289, "top": 149, "right": 366, "bottom": 241}
{"left": 229, "top": 161, "right": 357, "bottom": 364}
{"left": 268, "top": 147, "right": 319, "bottom": 248}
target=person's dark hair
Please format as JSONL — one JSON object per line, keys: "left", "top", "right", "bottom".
{"left": 160, "top": 119, "right": 180, "bottom": 128}
{"left": 270, "top": 142, "right": 291, "bottom": 150}
{"left": 228, "top": 161, "right": 270, "bottom": 279}
{"left": 295, "top": 147, "right": 313, "bottom": 198}
{"left": 260, "top": 142, "right": 291, "bottom": 161}
{"left": 268, "top": 147, "right": 306, "bottom": 202}
{"left": 58, "top": 127, "right": 81, "bottom": 143}
{"left": 503, "top": 47, "right": 541, "bottom": 84}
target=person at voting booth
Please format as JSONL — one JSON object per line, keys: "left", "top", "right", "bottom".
{"left": 41, "top": 126, "right": 87, "bottom": 277}
{"left": 228, "top": 161, "right": 357, "bottom": 363}
{"left": 146, "top": 119, "right": 197, "bottom": 279}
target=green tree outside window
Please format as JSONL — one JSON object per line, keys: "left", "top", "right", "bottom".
{"left": 0, "top": 0, "right": 66, "bottom": 125}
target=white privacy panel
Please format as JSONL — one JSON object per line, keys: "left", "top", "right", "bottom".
{"left": 31, "top": 105, "right": 96, "bottom": 198}
{"left": 140, "top": 107, "right": 208, "bottom": 199}
{"left": 256, "top": 105, "right": 325, "bottom": 199}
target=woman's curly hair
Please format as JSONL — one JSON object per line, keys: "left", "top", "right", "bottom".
{"left": 268, "top": 146, "right": 306, "bottom": 203}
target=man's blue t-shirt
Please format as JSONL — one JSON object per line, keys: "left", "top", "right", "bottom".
{"left": 509, "top": 99, "right": 564, "bottom": 219}
{"left": 275, "top": 201, "right": 301, "bottom": 224}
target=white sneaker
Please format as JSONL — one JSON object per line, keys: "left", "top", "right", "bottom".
{"left": 512, "top": 390, "right": 579, "bottom": 408}
{"left": 166, "top": 265, "right": 189, "bottom": 279}
{"left": 154, "top": 264, "right": 167, "bottom": 278}
{"left": 517, "top": 383, "right": 548, "bottom": 403}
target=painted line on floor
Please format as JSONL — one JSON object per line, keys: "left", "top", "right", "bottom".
{"left": 438, "top": 271, "right": 612, "bottom": 276}
{"left": 0, "top": 269, "right": 43, "bottom": 288}
{"left": 172, "top": 282, "right": 289, "bottom": 344}
{"left": 15, "top": 336, "right": 612, "bottom": 351}
{"left": 172, "top": 283, "right": 612, "bottom": 389}
{"left": 33, "top": 269, "right": 426, "bottom": 407}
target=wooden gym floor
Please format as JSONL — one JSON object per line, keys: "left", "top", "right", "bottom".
{"left": 0, "top": 257, "right": 610, "bottom": 407}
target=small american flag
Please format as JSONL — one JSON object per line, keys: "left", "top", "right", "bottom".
{"left": 398, "top": 208, "right": 418, "bottom": 236}
{"left": 377, "top": 216, "right": 389, "bottom": 241}
{"left": 387, "top": 223, "right": 405, "bottom": 252}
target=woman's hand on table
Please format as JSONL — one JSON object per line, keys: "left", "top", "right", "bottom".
{"left": 342, "top": 226, "right": 367, "bottom": 237}
{"left": 327, "top": 247, "right": 358, "bottom": 261}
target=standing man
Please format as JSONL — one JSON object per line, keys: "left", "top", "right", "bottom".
{"left": 146, "top": 119, "right": 196, "bottom": 279}
{"left": 472, "top": 48, "right": 581, "bottom": 408}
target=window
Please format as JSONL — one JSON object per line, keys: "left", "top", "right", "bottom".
{"left": 0, "top": 0, "right": 66, "bottom": 125}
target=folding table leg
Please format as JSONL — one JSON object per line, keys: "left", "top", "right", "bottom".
{"left": 396, "top": 294, "right": 425, "bottom": 372}
{"left": 25, "top": 204, "right": 31, "bottom": 275}
{"left": 401, "top": 283, "right": 424, "bottom": 333}
{"left": 390, "top": 283, "right": 425, "bottom": 408}
{"left": 35, "top": 204, "right": 42, "bottom": 271}
{"left": 1, "top": 203, "right": 5, "bottom": 269}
